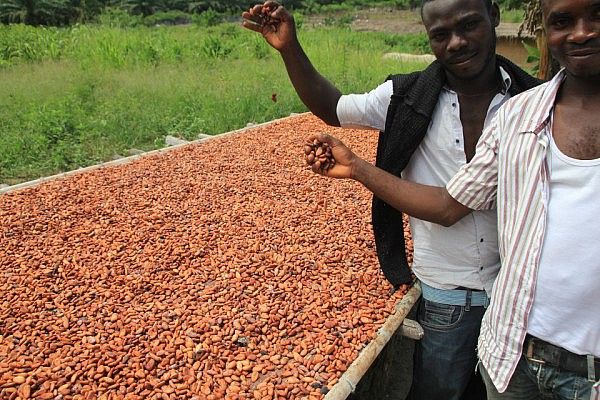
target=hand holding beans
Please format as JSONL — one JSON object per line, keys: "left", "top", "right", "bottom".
{"left": 304, "top": 133, "right": 357, "bottom": 179}
{"left": 304, "top": 138, "right": 336, "bottom": 172}
{"left": 248, "top": 2, "right": 279, "bottom": 31}
{"left": 242, "top": 2, "right": 297, "bottom": 51}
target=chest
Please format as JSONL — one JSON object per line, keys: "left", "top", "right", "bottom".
{"left": 552, "top": 105, "right": 600, "bottom": 160}
{"left": 458, "top": 95, "right": 500, "bottom": 162}
{"left": 425, "top": 91, "right": 505, "bottom": 163}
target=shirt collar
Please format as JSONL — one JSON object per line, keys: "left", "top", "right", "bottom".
{"left": 520, "top": 69, "right": 567, "bottom": 135}
{"left": 499, "top": 66, "right": 512, "bottom": 95}
{"left": 443, "top": 66, "right": 513, "bottom": 94}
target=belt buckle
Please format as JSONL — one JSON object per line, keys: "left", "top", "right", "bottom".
{"left": 526, "top": 337, "right": 546, "bottom": 365}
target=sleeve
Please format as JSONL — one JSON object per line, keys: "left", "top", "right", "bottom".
{"left": 336, "top": 80, "right": 393, "bottom": 131}
{"left": 446, "top": 111, "right": 501, "bottom": 211}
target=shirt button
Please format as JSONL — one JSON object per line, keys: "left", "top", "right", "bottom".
{"left": 480, "top": 267, "right": 484, "bottom": 271}
{"left": 480, "top": 238, "right": 484, "bottom": 242}
{"left": 456, "top": 139, "right": 460, "bottom": 144}
{"left": 452, "top": 103, "right": 457, "bottom": 107}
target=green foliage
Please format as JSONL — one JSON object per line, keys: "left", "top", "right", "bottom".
{"left": 142, "top": 10, "right": 191, "bottom": 25}
{"left": 0, "top": 22, "right": 431, "bottom": 183}
{"left": 496, "top": 0, "right": 525, "bottom": 10}
{"left": 500, "top": 8, "right": 524, "bottom": 23}
{"left": 121, "top": 0, "right": 165, "bottom": 17}
{"left": 1, "top": 0, "right": 483, "bottom": 27}
{"left": 293, "top": 12, "right": 304, "bottom": 29}
{"left": 404, "top": 33, "right": 430, "bottom": 53}
{"left": 200, "top": 34, "right": 232, "bottom": 58}
{"left": 191, "top": 8, "right": 222, "bottom": 27}
{"left": 0, "top": 0, "right": 106, "bottom": 25}
{"left": 0, "top": 24, "right": 69, "bottom": 63}
{"left": 522, "top": 40, "right": 539, "bottom": 76}
{"left": 97, "top": 6, "right": 142, "bottom": 27}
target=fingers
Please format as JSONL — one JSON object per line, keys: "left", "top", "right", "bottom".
{"left": 310, "top": 164, "right": 327, "bottom": 176}
{"left": 310, "top": 132, "right": 340, "bottom": 149}
{"left": 243, "top": 3, "right": 282, "bottom": 33}
{"left": 269, "top": 4, "right": 288, "bottom": 20}
{"left": 242, "top": 19, "right": 263, "bottom": 33}
{"left": 251, "top": 4, "right": 263, "bottom": 15}
{"left": 307, "top": 132, "right": 328, "bottom": 144}
{"left": 242, "top": 6, "right": 265, "bottom": 22}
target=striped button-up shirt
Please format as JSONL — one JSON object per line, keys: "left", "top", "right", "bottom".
{"left": 446, "top": 69, "right": 600, "bottom": 398}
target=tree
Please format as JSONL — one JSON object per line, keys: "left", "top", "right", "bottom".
{"left": 0, "top": 0, "right": 100, "bottom": 25}
{"left": 119, "top": 0, "right": 164, "bottom": 16}
{"left": 520, "top": 0, "right": 559, "bottom": 79}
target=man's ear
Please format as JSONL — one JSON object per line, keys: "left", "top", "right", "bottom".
{"left": 490, "top": 2, "right": 500, "bottom": 28}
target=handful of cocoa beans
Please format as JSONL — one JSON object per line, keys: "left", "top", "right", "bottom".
{"left": 256, "top": 4, "right": 278, "bottom": 31}
{"left": 304, "top": 138, "right": 336, "bottom": 172}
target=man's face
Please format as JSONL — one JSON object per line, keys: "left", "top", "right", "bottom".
{"left": 422, "top": 0, "right": 499, "bottom": 80}
{"left": 543, "top": 0, "right": 600, "bottom": 79}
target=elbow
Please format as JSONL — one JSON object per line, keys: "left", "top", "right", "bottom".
{"left": 437, "top": 192, "right": 470, "bottom": 227}
{"left": 438, "top": 211, "right": 463, "bottom": 227}
{"left": 323, "top": 118, "right": 341, "bottom": 127}
{"left": 315, "top": 110, "right": 341, "bottom": 127}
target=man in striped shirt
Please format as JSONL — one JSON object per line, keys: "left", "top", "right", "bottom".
{"left": 308, "top": 0, "right": 600, "bottom": 398}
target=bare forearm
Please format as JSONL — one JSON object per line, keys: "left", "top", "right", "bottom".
{"left": 280, "top": 41, "right": 341, "bottom": 126}
{"left": 351, "top": 158, "right": 471, "bottom": 226}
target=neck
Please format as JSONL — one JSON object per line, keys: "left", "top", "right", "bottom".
{"left": 446, "top": 57, "right": 500, "bottom": 96}
{"left": 562, "top": 71, "right": 600, "bottom": 101}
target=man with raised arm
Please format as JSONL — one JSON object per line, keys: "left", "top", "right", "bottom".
{"left": 304, "top": 0, "right": 600, "bottom": 398}
{"left": 243, "top": 0, "right": 539, "bottom": 398}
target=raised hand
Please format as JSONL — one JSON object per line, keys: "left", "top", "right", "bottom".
{"left": 241, "top": 1, "right": 297, "bottom": 51}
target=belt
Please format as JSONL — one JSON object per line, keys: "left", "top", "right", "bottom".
{"left": 525, "top": 334, "right": 600, "bottom": 381}
{"left": 420, "top": 281, "right": 489, "bottom": 308}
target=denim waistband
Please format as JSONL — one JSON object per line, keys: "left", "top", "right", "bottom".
{"left": 421, "top": 281, "right": 490, "bottom": 307}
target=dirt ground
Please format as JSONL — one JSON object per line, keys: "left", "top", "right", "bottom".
{"left": 305, "top": 8, "right": 525, "bottom": 37}
{"left": 305, "top": 8, "right": 533, "bottom": 68}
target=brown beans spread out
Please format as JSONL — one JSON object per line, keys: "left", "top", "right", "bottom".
{"left": 0, "top": 114, "right": 413, "bottom": 399}
{"left": 304, "top": 138, "right": 336, "bottom": 172}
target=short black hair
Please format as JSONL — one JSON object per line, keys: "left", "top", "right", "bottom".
{"left": 421, "top": 0, "right": 493, "bottom": 12}
{"left": 420, "top": 0, "right": 493, "bottom": 19}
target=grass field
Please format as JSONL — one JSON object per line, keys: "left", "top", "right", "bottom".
{"left": 0, "top": 22, "right": 428, "bottom": 184}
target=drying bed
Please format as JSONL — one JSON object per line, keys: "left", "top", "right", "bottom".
{"left": 0, "top": 114, "right": 413, "bottom": 400}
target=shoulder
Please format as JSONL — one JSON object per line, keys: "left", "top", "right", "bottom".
{"left": 385, "top": 71, "right": 422, "bottom": 94}
{"left": 502, "top": 80, "right": 554, "bottom": 118}
{"left": 490, "top": 79, "right": 557, "bottom": 141}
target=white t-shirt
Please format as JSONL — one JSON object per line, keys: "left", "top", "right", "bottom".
{"left": 528, "top": 130, "right": 600, "bottom": 357}
{"left": 336, "top": 69, "right": 512, "bottom": 293}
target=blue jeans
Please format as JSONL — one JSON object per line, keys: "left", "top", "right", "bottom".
{"left": 408, "top": 297, "right": 487, "bottom": 400}
{"left": 480, "top": 355, "right": 595, "bottom": 400}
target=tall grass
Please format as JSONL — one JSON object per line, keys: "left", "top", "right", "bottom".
{"left": 0, "top": 23, "right": 428, "bottom": 184}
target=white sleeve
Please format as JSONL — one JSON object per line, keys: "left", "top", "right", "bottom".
{"left": 336, "top": 80, "right": 393, "bottom": 131}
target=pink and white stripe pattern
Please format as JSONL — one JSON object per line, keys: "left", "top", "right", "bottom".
{"left": 447, "top": 69, "right": 599, "bottom": 398}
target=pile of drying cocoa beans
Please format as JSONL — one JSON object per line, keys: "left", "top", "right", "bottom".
{"left": 0, "top": 114, "right": 412, "bottom": 400}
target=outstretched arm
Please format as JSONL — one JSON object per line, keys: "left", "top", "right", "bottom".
{"left": 242, "top": 1, "right": 342, "bottom": 126}
{"left": 307, "top": 133, "right": 473, "bottom": 226}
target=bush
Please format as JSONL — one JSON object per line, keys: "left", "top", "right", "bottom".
{"left": 97, "top": 7, "right": 143, "bottom": 28}
{"left": 192, "top": 9, "right": 223, "bottom": 27}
